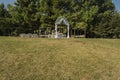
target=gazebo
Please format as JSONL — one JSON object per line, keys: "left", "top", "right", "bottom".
{"left": 55, "top": 17, "right": 70, "bottom": 38}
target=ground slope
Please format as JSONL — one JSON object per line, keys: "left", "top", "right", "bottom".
{"left": 0, "top": 37, "right": 120, "bottom": 80}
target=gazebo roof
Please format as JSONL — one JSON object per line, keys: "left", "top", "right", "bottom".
{"left": 55, "top": 17, "right": 69, "bottom": 25}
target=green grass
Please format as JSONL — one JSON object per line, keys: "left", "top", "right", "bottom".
{"left": 0, "top": 37, "right": 120, "bottom": 80}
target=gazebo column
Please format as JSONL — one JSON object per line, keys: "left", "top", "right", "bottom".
{"left": 55, "top": 24, "right": 58, "bottom": 38}
{"left": 67, "top": 24, "right": 70, "bottom": 38}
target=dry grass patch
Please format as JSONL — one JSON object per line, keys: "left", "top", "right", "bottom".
{"left": 0, "top": 37, "right": 120, "bottom": 80}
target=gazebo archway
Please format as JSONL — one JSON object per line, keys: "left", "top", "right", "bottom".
{"left": 55, "top": 17, "right": 70, "bottom": 38}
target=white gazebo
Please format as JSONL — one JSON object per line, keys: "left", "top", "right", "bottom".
{"left": 55, "top": 17, "right": 70, "bottom": 38}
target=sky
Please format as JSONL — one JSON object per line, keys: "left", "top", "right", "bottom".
{"left": 0, "top": 0, "right": 120, "bottom": 12}
{"left": 113, "top": 0, "right": 120, "bottom": 12}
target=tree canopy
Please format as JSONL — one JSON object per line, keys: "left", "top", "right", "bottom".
{"left": 0, "top": 0, "right": 120, "bottom": 38}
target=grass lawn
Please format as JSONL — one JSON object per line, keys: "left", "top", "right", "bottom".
{"left": 0, "top": 37, "right": 120, "bottom": 80}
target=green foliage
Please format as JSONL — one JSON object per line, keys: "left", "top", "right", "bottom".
{"left": 0, "top": 0, "right": 119, "bottom": 38}
{"left": 0, "top": 3, "right": 13, "bottom": 36}
{"left": 76, "top": 22, "right": 87, "bottom": 29}
{"left": 12, "top": 0, "right": 40, "bottom": 33}
{"left": 109, "top": 11, "right": 120, "bottom": 38}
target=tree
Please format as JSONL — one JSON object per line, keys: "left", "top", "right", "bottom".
{"left": 0, "top": 3, "right": 12, "bottom": 36}
{"left": 38, "top": 0, "right": 115, "bottom": 37}
{"left": 109, "top": 11, "right": 120, "bottom": 38}
{"left": 39, "top": 0, "right": 54, "bottom": 29}
{"left": 0, "top": 0, "right": 117, "bottom": 38}
{"left": 12, "top": 0, "right": 40, "bottom": 33}
{"left": 83, "top": 0, "right": 115, "bottom": 38}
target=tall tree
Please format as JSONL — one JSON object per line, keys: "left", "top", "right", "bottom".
{"left": 39, "top": 0, "right": 54, "bottom": 29}
{"left": 109, "top": 11, "right": 120, "bottom": 38}
{"left": 82, "top": 0, "right": 115, "bottom": 38}
{"left": 12, "top": 0, "right": 40, "bottom": 33}
{"left": 0, "top": 3, "right": 12, "bottom": 36}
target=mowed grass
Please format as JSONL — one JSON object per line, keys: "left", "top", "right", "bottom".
{"left": 0, "top": 37, "right": 120, "bottom": 80}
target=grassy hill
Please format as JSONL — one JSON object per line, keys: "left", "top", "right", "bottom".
{"left": 0, "top": 37, "right": 120, "bottom": 80}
